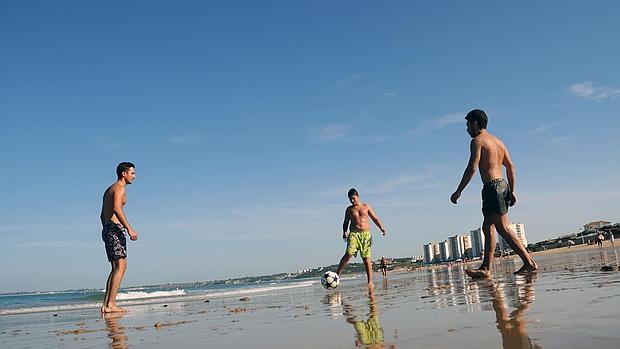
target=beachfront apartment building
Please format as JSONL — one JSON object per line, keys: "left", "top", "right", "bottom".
{"left": 438, "top": 241, "right": 450, "bottom": 262}
{"left": 432, "top": 243, "right": 440, "bottom": 262}
{"left": 498, "top": 223, "right": 528, "bottom": 251}
{"left": 448, "top": 235, "right": 463, "bottom": 260}
{"left": 470, "top": 228, "right": 485, "bottom": 258}
{"left": 423, "top": 243, "right": 434, "bottom": 264}
{"left": 461, "top": 235, "right": 472, "bottom": 259}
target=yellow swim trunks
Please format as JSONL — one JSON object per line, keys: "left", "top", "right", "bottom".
{"left": 346, "top": 230, "right": 372, "bottom": 259}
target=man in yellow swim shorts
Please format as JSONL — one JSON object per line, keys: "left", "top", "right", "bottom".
{"left": 336, "top": 188, "right": 387, "bottom": 288}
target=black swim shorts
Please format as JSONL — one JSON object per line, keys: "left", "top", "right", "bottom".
{"left": 102, "top": 223, "right": 128, "bottom": 262}
{"left": 481, "top": 178, "right": 512, "bottom": 216}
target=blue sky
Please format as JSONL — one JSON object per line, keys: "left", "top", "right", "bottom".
{"left": 1, "top": 1, "right": 619, "bottom": 293}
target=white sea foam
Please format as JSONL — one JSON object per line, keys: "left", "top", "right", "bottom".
{"left": 0, "top": 280, "right": 317, "bottom": 316}
{"left": 115, "top": 289, "right": 187, "bottom": 300}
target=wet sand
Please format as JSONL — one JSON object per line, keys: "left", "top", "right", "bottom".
{"left": 1, "top": 246, "right": 619, "bottom": 348}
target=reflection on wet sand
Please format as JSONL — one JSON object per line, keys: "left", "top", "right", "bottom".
{"left": 342, "top": 288, "right": 397, "bottom": 349}
{"left": 485, "top": 273, "right": 542, "bottom": 349}
{"left": 103, "top": 312, "right": 128, "bottom": 349}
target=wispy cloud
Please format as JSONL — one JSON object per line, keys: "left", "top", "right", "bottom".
{"left": 374, "top": 174, "right": 425, "bottom": 193}
{"left": 526, "top": 122, "right": 562, "bottom": 136}
{"left": 410, "top": 112, "right": 464, "bottom": 135}
{"left": 334, "top": 73, "right": 367, "bottom": 88}
{"left": 309, "top": 123, "right": 351, "bottom": 143}
{"left": 167, "top": 134, "right": 202, "bottom": 144}
{"left": 377, "top": 91, "right": 396, "bottom": 102}
{"left": 568, "top": 82, "right": 620, "bottom": 101}
{"left": 548, "top": 136, "right": 572, "bottom": 149}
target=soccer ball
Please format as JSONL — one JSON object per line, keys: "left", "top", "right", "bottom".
{"left": 321, "top": 271, "right": 340, "bottom": 289}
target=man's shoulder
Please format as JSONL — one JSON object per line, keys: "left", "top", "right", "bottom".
{"left": 108, "top": 182, "right": 126, "bottom": 195}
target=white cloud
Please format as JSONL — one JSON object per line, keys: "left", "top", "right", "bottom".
{"left": 568, "top": 82, "right": 620, "bottom": 101}
{"left": 167, "top": 134, "right": 202, "bottom": 144}
{"left": 411, "top": 112, "right": 464, "bottom": 135}
{"left": 309, "top": 123, "right": 351, "bottom": 143}
{"left": 378, "top": 91, "right": 397, "bottom": 102}
{"left": 548, "top": 136, "right": 572, "bottom": 149}
{"left": 334, "top": 73, "right": 367, "bottom": 88}
{"left": 526, "top": 123, "right": 561, "bottom": 136}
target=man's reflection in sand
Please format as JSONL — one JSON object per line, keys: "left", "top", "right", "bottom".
{"left": 103, "top": 312, "right": 129, "bottom": 349}
{"left": 486, "top": 273, "right": 542, "bottom": 349}
{"left": 342, "top": 288, "right": 397, "bottom": 349}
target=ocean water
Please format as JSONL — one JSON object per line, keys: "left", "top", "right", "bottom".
{"left": 0, "top": 278, "right": 318, "bottom": 316}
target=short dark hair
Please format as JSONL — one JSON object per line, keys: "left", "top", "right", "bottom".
{"left": 465, "top": 109, "right": 488, "bottom": 129}
{"left": 347, "top": 188, "right": 359, "bottom": 198}
{"left": 116, "top": 162, "right": 135, "bottom": 178}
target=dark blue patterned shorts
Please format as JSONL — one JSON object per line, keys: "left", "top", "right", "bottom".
{"left": 482, "top": 178, "right": 512, "bottom": 216}
{"left": 102, "top": 223, "right": 127, "bottom": 262}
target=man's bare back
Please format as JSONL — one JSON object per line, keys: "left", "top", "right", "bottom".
{"left": 473, "top": 132, "right": 510, "bottom": 184}
{"left": 101, "top": 184, "right": 127, "bottom": 227}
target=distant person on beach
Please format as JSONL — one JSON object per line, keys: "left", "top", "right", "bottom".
{"left": 100, "top": 162, "right": 139, "bottom": 313}
{"left": 608, "top": 231, "right": 615, "bottom": 246}
{"left": 337, "top": 188, "right": 387, "bottom": 288}
{"left": 596, "top": 232, "right": 604, "bottom": 248}
{"left": 380, "top": 256, "right": 388, "bottom": 277}
{"left": 450, "top": 109, "right": 538, "bottom": 278}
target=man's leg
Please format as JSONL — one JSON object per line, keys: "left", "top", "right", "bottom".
{"left": 336, "top": 253, "right": 353, "bottom": 275}
{"left": 103, "top": 258, "right": 128, "bottom": 313}
{"left": 102, "top": 267, "right": 113, "bottom": 312}
{"left": 495, "top": 214, "right": 538, "bottom": 274}
{"left": 362, "top": 258, "right": 374, "bottom": 288}
{"left": 466, "top": 216, "right": 495, "bottom": 278}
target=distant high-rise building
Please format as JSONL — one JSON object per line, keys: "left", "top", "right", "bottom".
{"left": 432, "top": 243, "right": 441, "bottom": 263}
{"left": 498, "top": 223, "right": 528, "bottom": 251}
{"left": 423, "top": 243, "right": 434, "bottom": 264}
{"left": 448, "top": 235, "right": 463, "bottom": 260}
{"left": 470, "top": 228, "right": 485, "bottom": 258}
{"left": 438, "top": 240, "right": 450, "bottom": 262}
{"left": 460, "top": 235, "right": 472, "bottom": 259}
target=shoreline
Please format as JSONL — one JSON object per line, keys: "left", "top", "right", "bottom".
{"left": 1, "top": 246, "right": 619, "bottom": 348}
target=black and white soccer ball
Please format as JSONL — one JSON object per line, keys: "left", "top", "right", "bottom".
{"left": 321, "top": 271, "right": 340, "bottom": 289}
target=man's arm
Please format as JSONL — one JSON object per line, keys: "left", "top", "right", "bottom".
{"left": 502, "top": 145, "right": 517, "bottom": 206}
{"left": 113, "top": 188, "right": 138, "bottom": 240}
{"left": 451, "top": 139, "right": 481, "bottom": 204}
{"left": 342, "top": 207, "right": 351, "bottom": 240}
{"left": 368, "top": 206, "right": 386, "bottom": 236}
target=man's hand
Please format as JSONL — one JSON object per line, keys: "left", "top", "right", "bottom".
{"left": 381, "top": 228, "right": 387, "bottom": 236}
{"left": 342, "top": 231, "right": 349, "bottom": 241}
{"left": 509, "top": 192, "right": 517, "bottom": 207}
{"left": 128, "top": 228, "right": 139, "bottom": 241}
{"left": 450, "top": 191, "right": 461, "bottom": 204}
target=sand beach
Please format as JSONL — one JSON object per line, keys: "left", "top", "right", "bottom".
{"left": 1, "top": 245, "right": 619, "bottom": 348}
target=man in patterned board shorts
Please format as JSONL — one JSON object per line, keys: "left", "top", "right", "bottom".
{"left": 451, "top": 109, "right": 538, "bottom": 279}
{"left": 100, "top": 162, "right": 139, "bottom": 313}
{"left": 336, "top": 188, "right": 387, "bottom": 288}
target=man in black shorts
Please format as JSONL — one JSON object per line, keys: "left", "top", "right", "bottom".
{"left": 100, "top": 162, "right": 139, "bottom": 313}
{"left": 451, "top": 110, "right": 538, "bottom": 278}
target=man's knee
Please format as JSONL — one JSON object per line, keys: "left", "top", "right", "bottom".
{"left": 113, "top": 258, "right": 128, "bottom": 271}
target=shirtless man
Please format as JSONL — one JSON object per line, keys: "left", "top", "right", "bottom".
{"left": 450, "top": 110, "right": 537, "bottom": 278}
{"left": 336, "top": 188, "right": 387, "bottom": 288}
{"left": 380, "top": 256, "right": 388, "bottom": 278}
{"left": 100, "top": 162, "right": 139, "bottom": 313}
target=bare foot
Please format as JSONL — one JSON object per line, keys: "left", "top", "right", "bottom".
{"left": 514, "top": 262, "right": 539, "bottom": 275}
{"left": 465, "top": 269, "right": 491, "bottom": 279}
{"left": 102, "top": 305, "right": 128, "bottom": 313}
